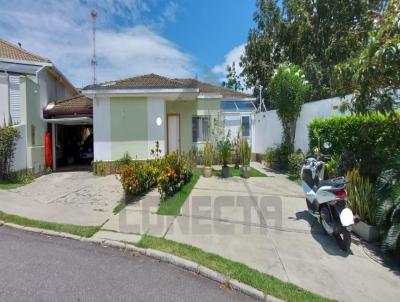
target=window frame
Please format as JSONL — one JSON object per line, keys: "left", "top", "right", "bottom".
{"left": 192, "top": 115, "right": 211, "bottom": 143}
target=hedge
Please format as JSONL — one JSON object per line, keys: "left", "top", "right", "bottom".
{"left": 308, "top": 113, "right": 400, "bottom": 180}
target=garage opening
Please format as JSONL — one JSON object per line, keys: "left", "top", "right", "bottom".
{"left": 44, "top": 95, "right": 93, "bottom": 172}
{"left": 55, "top": 124, "right": 93, "bottom": 170}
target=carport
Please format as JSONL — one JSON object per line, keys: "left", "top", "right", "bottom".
{"left": 43, "top": 95, "right": 93, "bottom": 171}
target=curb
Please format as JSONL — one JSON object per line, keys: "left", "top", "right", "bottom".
{"left": 0, "top": 221, "right": 285, "bottom": 302}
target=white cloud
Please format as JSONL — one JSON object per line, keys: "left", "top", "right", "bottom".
{"left": 0, "top": 0, "right": 193, "bottom": 87}
{"left": 212, "top": 43, "right": 245, "bottom": 76}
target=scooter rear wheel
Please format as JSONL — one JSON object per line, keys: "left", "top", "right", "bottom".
{"left": 334, "top": 226, "right": 351, "bottom": 251}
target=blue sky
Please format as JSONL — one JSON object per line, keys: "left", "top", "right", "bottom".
{"left": 0, "top": 0, "right": 256, "bottom": 87}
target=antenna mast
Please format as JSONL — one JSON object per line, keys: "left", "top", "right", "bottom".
{"left": 91, "top": 10, "right": 97, "bottom": 85}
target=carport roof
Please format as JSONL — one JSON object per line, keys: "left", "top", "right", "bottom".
{"left": 44, "top": 95, "right": 92, "bottom": 118}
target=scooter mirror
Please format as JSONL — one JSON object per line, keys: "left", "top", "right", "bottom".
{"left": 323, "top": 141, "right": 332, "bottom": 149}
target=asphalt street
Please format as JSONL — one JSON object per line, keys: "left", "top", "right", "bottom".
{"left": 0, "top": 226, "right": 253, "bottom": 302}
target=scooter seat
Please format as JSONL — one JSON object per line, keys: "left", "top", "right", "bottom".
{"left": 317, "top": 177, "right": 347, "bottom": 189}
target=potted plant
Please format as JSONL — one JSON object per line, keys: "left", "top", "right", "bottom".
{"left": 240, "top": 139, "right": 251, "bottom": 178}
{"left": 346, "top": 169, "right": 379, "bottom": 242}
{"left": 203, "top": 142, "right": 213, "bottom": 177}
{"left": 218, "top": 137, "right": 232, "bottom": 178}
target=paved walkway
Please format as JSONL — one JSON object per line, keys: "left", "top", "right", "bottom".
{"left": 102, "top": 163, "right": 400, "bottom": 302}
{"left": 0, "top": 171, "right": 122, "bottom": 226}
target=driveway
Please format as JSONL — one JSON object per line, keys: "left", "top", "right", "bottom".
{"left": 0, "top": 171, "right": 123, "bottom": 226}
{"left": 162, "top": 164, "right": 400, "bottom": 302}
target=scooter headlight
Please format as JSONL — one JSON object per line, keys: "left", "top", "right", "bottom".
{"left": 340, "top": 208, "right": 354, "bottom": 227}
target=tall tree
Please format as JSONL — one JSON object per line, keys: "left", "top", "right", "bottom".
{"left": 241, "top": 0, "right": 383, "bottom": 107}
{"left": 335, "top": 0, "right": 400, "bottom": 114}
{"left": 222, "top": 62, "right": 244, "bottom": 91}
{"left": 240, "top": 0, "right": 285, "bottom": 109}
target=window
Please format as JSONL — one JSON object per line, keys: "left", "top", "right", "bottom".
{"left": 192, "top": 116, "right": 210, "bottom": 142}
{"left": 241, "top": 116, "right": 250, "bottom": 137}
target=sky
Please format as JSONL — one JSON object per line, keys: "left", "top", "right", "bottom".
{"left": 0, "top": 0, "right": 256, "bottom": 88}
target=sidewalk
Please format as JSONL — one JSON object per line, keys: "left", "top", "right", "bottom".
{"left": 102, "top": 163, "right": 400, "bottom": 302}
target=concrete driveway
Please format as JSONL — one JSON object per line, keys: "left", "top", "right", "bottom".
{"left": 0, "top": 171, "right": 123, "bottom": 226}
{"left": 164, "top": 164, "right": 400, "bottom": 302}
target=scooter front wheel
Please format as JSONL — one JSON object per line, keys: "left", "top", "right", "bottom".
{"left": 334, "top": 226, "right": 351, "bottom": 251}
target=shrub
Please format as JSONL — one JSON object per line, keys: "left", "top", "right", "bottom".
{"left": 217, "top": 136, "right": 232, "bottom": 167}
{"left": 264, "top": 144, "right": 289, "bottom": 171}
{"left": 375, "top": 156, "right": 400, "bottom": 256}
{"left": 116, "top": 152, "right": 133, "bottom": 168}
{"left": 240, "top": 139, "right": 251, "bottom": 166}
{"left": 308, "top": 113, "right": 400, "bottom": 180}
{"left": 0, "top": 126, "right": 20, "bottom": 180}
{"left": 325, "top": 154, "right": 341, "bottom": 178}
{"left": 157, "top": 153, "right": 193, "bottom": 200}
{"left": 346, "top": 169, "right": 376, "bottom": 225}
{"left": 203, "top": 142, "right": 213, "bottom": 167}
{"left": 120, "top": 161, "right": 157, "bottom": 196}
{"left": 288, "top": 151, "right": 305, "bottom": 176}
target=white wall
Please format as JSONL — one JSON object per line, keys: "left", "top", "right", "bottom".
{"left": 93, "top": 96, "right": 111, "bottom": 160}
{"left": 147, "top": 97, "right": 166, "bottom": 157}
{"left": 252, "top": 95, "right": 350, "bottom": 154}
{"left": 0, "top": 73, "right": 8, "bottom": 125}
{"left": 11, "top": 124, "right": 27, "bottom": 171}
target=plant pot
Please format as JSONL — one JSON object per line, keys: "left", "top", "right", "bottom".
{"left": 271, "top": 160, "right": 281, "bottom": 171}
{"left": 221, "top": 166, "right": 230, "bottom": 178}
{"left": 242, "top": 165, "right": 250, "bottom": 178}
{"left": 203, "top": 166, "right": 212, "bottom": 178}
{"left": 352, "top": 220, "right": 379, "bottom": 242}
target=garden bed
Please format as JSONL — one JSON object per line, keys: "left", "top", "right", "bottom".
{"left": 212, "top": 167, "right": 266, "bottom": 178}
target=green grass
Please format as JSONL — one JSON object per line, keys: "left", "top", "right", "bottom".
{"left": 0, "top": 210, "right": 100, "bottom": 238}
{"left": 0, "top": 181, "right": 26, "bottom": 190}
{"left": 113, "top": 202, "right": 126, "bottom": 214}
{"left": 137, "top": 235, "right": 334, "bottom": 302}
{"left": 212, "top": 167, "right": 267, "bottom": 177}
{"left": 157, "top": 169, "right": 201, "bottom": 216}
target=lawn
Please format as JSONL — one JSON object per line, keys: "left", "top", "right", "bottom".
{"left": 0, "top": 181, "right": 26, "bottom": 190}
{"left": 0, "top": 211, "right": 100, "bottom": 238}
{"left": 212, "top": 166, "right": 267, "bottom": 177}
{"left": 137, "top": 235, "right": 333, "bottom": 302}
{"left": 157, "top": 168, "right": 201, "bottom": 216}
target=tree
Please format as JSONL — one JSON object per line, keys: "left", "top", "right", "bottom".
{"left": 268, "top": 64, "right": 310, "bottom": 152}
{"left": 240, "top": 0, "right": 285, "bottom": 109}
{"left": 241, "top": 0, "right": 382, "bottom": 106}
{"left": 222, "top": 62, "right": 244, "bottom": 91}
{"left": 335, "top": 0, "right": 400, "bottom": 114}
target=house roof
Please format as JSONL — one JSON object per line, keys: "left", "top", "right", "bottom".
{"left": 84, "top": 73, "right": 252, "bottom": 99}
{"left": 44, "top": 95, "right": 92, "bottom": 118}
{"left": 0, "top": 39, "right": 50, "bottom": 63}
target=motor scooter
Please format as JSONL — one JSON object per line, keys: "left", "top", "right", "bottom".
{"left": 301, "top": 143, "right": 357, "bottom": 251}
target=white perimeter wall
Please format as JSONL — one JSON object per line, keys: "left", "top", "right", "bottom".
{"left": 93, "top": 96, "right": 111, "bottom": 161}
{"left": 12, "top": 124, "right": 27, "bottom": 171}
{"left": 252, "top": 95, "right": 351, "bottom": 154}
{"left": 147, "top": 97, "right": 166, "bottom": 157}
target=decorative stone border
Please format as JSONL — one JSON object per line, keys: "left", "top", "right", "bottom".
{"left": 0, "top": 221, "right": 285, "bottom": 302}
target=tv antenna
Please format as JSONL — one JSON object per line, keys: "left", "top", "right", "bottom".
{"left": 91, "top": 10, "right": 97, "bottom": 85}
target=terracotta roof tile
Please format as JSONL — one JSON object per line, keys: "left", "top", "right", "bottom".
{"left": 0, "top": 39, "right": 50, "bottom": 63}
{"left": 84, "top": 73, "right": 252, "bottom": 98}
{"left": 44, "top": 95, "right": 92, "bottom": 118}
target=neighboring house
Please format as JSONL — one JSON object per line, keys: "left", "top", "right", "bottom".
{"left": 82, "top": 74, "right": 254, "bottom": 162}
{"left": 221, "top": 99, "right": 256, "bottom": 144}
{"left": 0, "top": 39, "right": 78, "bottom": 173}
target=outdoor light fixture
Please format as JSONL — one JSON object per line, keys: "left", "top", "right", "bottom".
{"left": 156, "top": 117, "right": 162, "bottom": 126}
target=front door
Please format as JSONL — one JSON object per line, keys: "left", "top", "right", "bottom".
{"left": 167, "top": 114, "right": 180, "bottom": 153}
